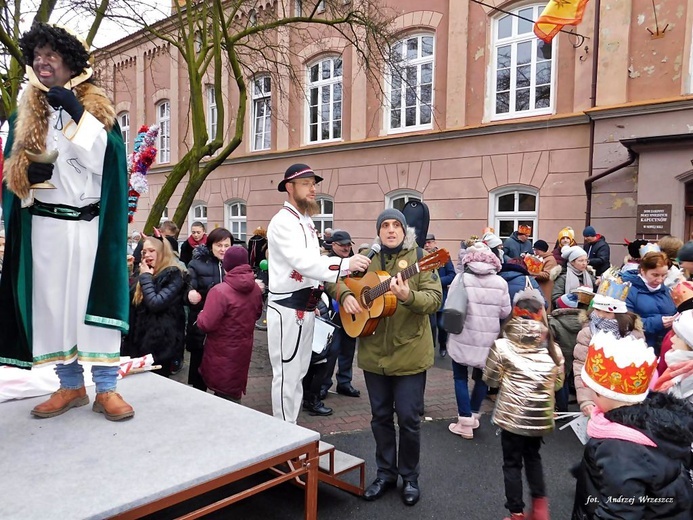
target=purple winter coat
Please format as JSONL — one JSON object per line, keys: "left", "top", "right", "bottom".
{"left": 197, "top": 264, "right": 263, "bottom": 398}
{"left": 447, "top": 248, "right": 512, "bottom": 369}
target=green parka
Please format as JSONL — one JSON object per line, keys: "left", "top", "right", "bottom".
{"left": 326, "top": 230, "right": 442, "bottom": 376}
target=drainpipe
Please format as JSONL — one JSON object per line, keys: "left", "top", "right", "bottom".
{"left": 584, "top": 0, "right": 601, "bottom": 226}
{"left": 584, "top": 148, "right": 638, "bottom": 226}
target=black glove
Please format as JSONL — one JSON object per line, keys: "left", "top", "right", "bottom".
{"left": 27, "top": 162, "right": 54, "bottom": 185}
{"left": 46, "top": 86, "right": 84, "bottom": 123}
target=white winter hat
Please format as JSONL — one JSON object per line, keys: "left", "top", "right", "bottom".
{"left": 562, "top": 245, "right": 588, "bottom": 263}
{"left": 481, "top": 232, "right": 502, "bottom": 249}
{"left": 672, "top": 310, "right": 693, "bottom": 348}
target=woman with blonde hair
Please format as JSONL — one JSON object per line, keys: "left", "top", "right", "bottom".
{"left": 122, "top": 235, "right": 187, "bottom": 377}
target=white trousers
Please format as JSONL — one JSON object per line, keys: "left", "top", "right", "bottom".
{"left": 267, "top": 302, "right": 315, "bottom": 424}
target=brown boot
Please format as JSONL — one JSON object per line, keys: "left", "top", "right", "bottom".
{"left": 31, "top": 387, "right": 89, "bottom": 418}
{"left": 93, "top": 391, "right": 134, "bottom": 421}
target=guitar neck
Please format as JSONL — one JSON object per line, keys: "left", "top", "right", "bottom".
{"left": 367, "top": 263, "right": 420, "bottom": 301}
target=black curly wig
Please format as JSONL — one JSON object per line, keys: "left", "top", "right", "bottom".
{"left": 18, "top": 22, "right": 90, "bottom": 77}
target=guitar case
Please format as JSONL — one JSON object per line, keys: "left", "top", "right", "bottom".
{"left": 401, "top": 200, "right": 430, "bottom": 249}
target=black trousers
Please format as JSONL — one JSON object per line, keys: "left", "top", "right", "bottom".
{"left": 188, "top": 349, "right": 207, "bottom": 392}
{"left": 363, "top": 370, "right": 426, "bottom": 483}
{"left": 303, "top": 359, "right": 329, "bottom": 402}
{"left": 501, "top": 429, "right": 546, "bottom": 514}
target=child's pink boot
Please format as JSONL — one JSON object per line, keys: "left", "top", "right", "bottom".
{"left": 502, "top": 513, "right": 525, "bottom": 520}
{"left": 448, "top": 416, "right": 479, "bottom": 439}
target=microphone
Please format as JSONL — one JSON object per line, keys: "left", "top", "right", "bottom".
{"left": 365, "top": 243, "right": 381, "bottom": 260}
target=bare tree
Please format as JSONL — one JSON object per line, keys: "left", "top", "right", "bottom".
{"left": 97, "top": 0, "right": 397, "bottom": 233}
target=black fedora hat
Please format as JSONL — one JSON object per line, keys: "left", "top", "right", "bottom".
{"left": 278, "top": 163, "right": 323, "bottom": 192}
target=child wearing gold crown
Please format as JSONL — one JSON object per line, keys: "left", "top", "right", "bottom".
{"left": 573, "top": 278, "right": 644, "bottom": 417}
{"left": 572, "top": 331, "right": 693, "bottom": 519}
{"left": 484, "top": 288, "right": 564, "bottom": 520}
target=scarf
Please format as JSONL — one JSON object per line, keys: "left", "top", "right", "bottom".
{"left": 639, "top": 274, "right": 661, "bottom": 292}
{"left": 565, "top": 263, "right": 592, "bottom": 294}
{"left": 587, "top": 410, "right": 657, "bottom": 447}
{"left": 590, "top": 315, "right": 622, "bottom": 338}
{"left": 187, "top": 234, "right": 207, "bottom": 247}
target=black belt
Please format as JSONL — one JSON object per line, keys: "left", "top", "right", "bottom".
{"left": 30, "top": 200, "right": 100, "bottom": 221}
{"left": 274, "top": 287, "right": 323, "bottom": 312}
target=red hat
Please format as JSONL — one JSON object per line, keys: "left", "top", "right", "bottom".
{"left": 222, "top": 246, "right": 249, "bottom": 272}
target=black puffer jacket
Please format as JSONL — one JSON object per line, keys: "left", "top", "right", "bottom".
{"left": 186, "top": 245, "right": 224, "bottom": 352}
{"left": 572, "top": 392, "right": 693, "bottom": 520}
{"left": 584, "top": 235, "right": 611, "bottom": 276}
{"left": 122, "top": 266, "right": 186, "bottom": 365}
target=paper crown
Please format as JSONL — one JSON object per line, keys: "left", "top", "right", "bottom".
{"left": 581, "top": 331, "right": 657, "bottom": 403}
{"left": 671, "top": 281, "right": 693, "bottom": 310}
{"left": 639, "top": 243, "right": 661, "bottom": 257}
{"left": 591, "top": 277, "right": 631, "bottom": 313}
{"left": 518, "top": 224, "right": 532, "bottom": 235}
{"left": 523, "top": 254, "right": 544, "bottom": 274}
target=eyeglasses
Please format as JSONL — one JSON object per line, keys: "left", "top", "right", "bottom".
{"left": 291, "top": 180, "right": 317, "bottom": 188}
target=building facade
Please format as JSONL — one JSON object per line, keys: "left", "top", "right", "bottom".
{"left": 98, "top": 0, "right": 693, "bottom": 261}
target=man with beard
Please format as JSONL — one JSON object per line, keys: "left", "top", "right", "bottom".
{"left": 267, "top": 164, "right": 370, "bottom": 423}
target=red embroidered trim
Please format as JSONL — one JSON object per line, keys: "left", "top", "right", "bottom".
{"left": 296, "top": 310, "right": 305, "bottom": 320}
{"left": 290, "top": 270, "right": 304, "bottom": 282}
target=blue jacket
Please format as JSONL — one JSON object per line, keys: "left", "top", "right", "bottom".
{"left": 583, "top": 235, "right": 611, "bottom": 276}
{"left": 622, "top": 271, "right": 676, "bottom": 353}
{"left": 503, "top": 232, "right": 534, "bottom": 259}
{"left": 437, "top": 258, "right": 456, "bottom": 309}
{"left": 499, "top": 263, "right": 547, "bottom": 309}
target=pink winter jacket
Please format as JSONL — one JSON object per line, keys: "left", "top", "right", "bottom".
{"left": 447, "top": 250, "right": 511, "bottom": 369}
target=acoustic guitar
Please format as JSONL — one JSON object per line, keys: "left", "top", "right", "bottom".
{"left": 339, "top": 248, "right": 451, "bottom": 338}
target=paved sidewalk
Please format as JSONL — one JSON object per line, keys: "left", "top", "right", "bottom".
{"left": 172, "top": 330, "right": 462, "bottom": 435}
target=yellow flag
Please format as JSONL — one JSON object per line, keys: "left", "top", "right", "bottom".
{"left": 533, "top": 0, "right": 590, "bottom": 43}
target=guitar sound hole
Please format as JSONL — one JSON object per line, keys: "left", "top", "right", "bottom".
{"left": 361, "top": 287, "right": 372, "bottom": 309}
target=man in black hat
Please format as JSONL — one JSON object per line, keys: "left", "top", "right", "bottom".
{"left": 266, "top": 164, "right": 371, "bottom": 423}
{"left": 320, "top": 229, "right": 361, "bottom": 399}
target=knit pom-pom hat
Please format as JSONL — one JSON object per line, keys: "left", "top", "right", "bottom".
{"left": 460, "top": 242, "right": 502, "bottom": 272}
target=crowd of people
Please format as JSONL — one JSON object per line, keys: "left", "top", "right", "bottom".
{"left": 0, "top": 22, "right": 692, "bottom": 519}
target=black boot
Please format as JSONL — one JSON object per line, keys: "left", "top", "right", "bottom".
{"left": 303, "top": 395, "right": 333, "bottom": 416}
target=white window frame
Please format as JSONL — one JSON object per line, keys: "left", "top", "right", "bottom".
{"left": 189, "top": 203, "right": 208, "bottom": 234}
{"left": 206, "top": 86, "right": 218, "bottom": 141}
{"left": 313, "top": 196, "right": 334, "bottom": 236}
{"left": 386, "top": 189, "right": 422, "bottom": 212}
{"left": 490, "top": 4, "right": 556, "bottom": 121}
{"left": 156, "top": 101, "right": 171, "bottom": 163}
{"left": 119, "top": 112, "right": 130, "bottom": 155}
{"left": 252, "top": 75, "right": 272, "bottom": 151}
{"left": 225, "top": 200, "right": 247, "bottom": 242}
{"left": 488, "top": 186, "right": 539, "bottom": 241}
{"left": 386, "top": 33, "right": 435, "bottom": 134}
{"left": 306, "top": 56, "right": 343, "bottom": 144}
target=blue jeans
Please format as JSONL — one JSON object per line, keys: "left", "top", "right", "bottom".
{"left": 55, "top": 361, "right": 119, "bottom": 393}
{"left": 452, "top": 361, "right": 487, "bottom": 417}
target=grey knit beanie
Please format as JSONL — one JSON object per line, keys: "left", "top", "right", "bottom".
{"left": 376, "top": 208, "right": 407, "bottom": 233}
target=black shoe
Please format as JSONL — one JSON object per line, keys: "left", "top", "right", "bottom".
{"left": 170, "top": 358, "right": 183, "bottom": 375}
{"left": 306, "top": 400, "right": 333, "bottom": 416}
{"left": 440, "top": 348, "right": 447, "bottom": 358}
{"left": 336, "top": 384, "right": 361, "bottom": 397}
{"left": 363, "top": 478, "right": 396, "bottom": 501}
{"left": 401, "top": 480, "right": 420, "bottom": 506}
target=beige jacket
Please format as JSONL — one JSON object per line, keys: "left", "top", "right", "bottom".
{"left": 484, "top": 318, "right": 565, "bottom": 436}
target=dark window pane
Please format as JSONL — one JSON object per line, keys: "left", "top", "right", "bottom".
{"left": 405, "top": 107, "right": 416, "bottom": 126}
{"left": 322, "top": 122, "right": 330, "bottom": 140}
{"left": 405, "top": 86, "right": 416, "bottom": 107}
{"left": 496, "top": 91, "right": 509, "bottom": 114}
{"left": 536, "top": 61, "right": 551, "bottom": 85}
{"left": 391, "top": 108, "right": 401, "bottom": 128}
{"left": 498, "top": 193, "right": 515, "bottom": 212}
{"left": 538, "top": 40, "right": 552, "bottom": 61}
{"left": 334, "top": 101, "right": 341, "bottom": 120}
{"left": 422, "top": 36, "right": 434, "bottom": 57}
{"left": 310, "top": 123, "right": 317, "bottom": 142}
{"left": 516, "top": 65, "right": 531, "bottom": 88}
{"left": 310, "top": 88, "right": 318, "bottom": 106}
{"left": 334, "top": 58, "right": 342, "bottom": 77}
{"left": 517, "top": 41, "right": 531, "bottom": 65}
{"left": 392, "top": 42, "right": 402, "bottom": 60}
{"left": 393, "top": 198, "right": 406, "bottom": 211}
{"left": 536, "top": 85, "right": 551, "bottom": 108}
{"left": 310, "top": 105, "right": 318, "bottom": 125}
{"left": 264, "top": 76, "right": 271, "bottom": 92}
{"left": 499, "top": 220, "right": 515, "bottom": 239}
{"left": 254, "top": 80, "right": 262, "bottom": 96}
{"left": 420, "top": 84, "right": 432, "bottom": 104}
{"left": 518, "top": 193, "right": 536, "bottom": 211}
{"left": 421, "top": 63, "right": 433, "bottom": 84}
{"left": 406, "top": 65, "right": 418, "bottom": 86}
{"left": 391, "top": 88, "right": 401, "bottom": 109}
{"left": 420, "top": 104, "right": 431, "bottom": 125}
{"left": 516, "top": 88, "right": 530, "bottom": 111}
{"left": 518, "top": 8, "right": 533, "bottom": 34}
{"left": 333, "top": 121, "right": 341, "bottom": 139}
{"left": 391, "top": 73, "right": 402, "bottom": 90}
{"left": 334, "top": 82, "right": 342, "bottom": 101}
{"left": 321, "top": 103, "right": 329, "bottom": 123}
{"left": 496, "top": 69, "right": 510, "bottom": 91}
{"left": 407, "top": 37, "right": 418, "bottom": 60}
{"left": 240, "top": 204, "right": 247, "bottom": 217}
{"left": 498, "top": 15, "right": 512, "bottom": 39}
{"left": 497, "top": 46, "right": 511, "bottom": 69}
{"left": 321, "top": 85, "right": 330, "bottom": 104}
{"left": 322, "top": 60, "right": 331, "bottom": 79}
{"left": 310, "top": 64, "right": 319, "bottom": 83}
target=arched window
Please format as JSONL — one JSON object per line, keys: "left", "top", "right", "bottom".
{"left": 252, "top": 75, "right": 272, "bottom": 151}
{"left": 307, "top": 56, "right": 342, "bottom": 143}
{"left": 387, "top": 190, "right": 422, "bottom": 212}
{"left": 225, "top": 200, "right": 247, "bottom": 242}
{"left": 119, "top": 112, "right": 130, "bottom": 155}
{"left": 491, "top": 4, "right": 555, "bottom": 119}
{"left": 313, "top": 197, "right": 334, "bottom": 236}
{"left": 189, "top": 203, "right": 208, "bottom": 233}
{"left": 387, "top": 33, "right": 434, "bottom": 133}
{"left": 156, "top": 100, "right": 171, "bottom": 163}
{"left": 490, "top": 187, "right": 539, "bottom": 241}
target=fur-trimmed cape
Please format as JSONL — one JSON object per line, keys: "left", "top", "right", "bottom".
{"left": 4, "top": 83, "right": 116, "bottom": 199}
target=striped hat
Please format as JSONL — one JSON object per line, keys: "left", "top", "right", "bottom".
{"left": 278, "top": 163, "right": 323, "bottom": 192}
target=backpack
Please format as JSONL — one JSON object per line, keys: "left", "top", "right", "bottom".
{"left": 441, "top": 273, "right": 467, "bottom": 334}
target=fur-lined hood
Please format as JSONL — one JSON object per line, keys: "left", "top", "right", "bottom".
{"left": 605, "top": 392, "right": 693, "bottom": 459}
{"left": 374, "top": 226, "right": 418, "bottom": 251}
{"left": 4, "top": 82, "right": 116, "bottom": 199}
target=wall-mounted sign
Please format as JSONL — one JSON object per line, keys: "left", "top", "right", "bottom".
{"left": 636, "top": 204, "right": 672, "bottom": 235}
